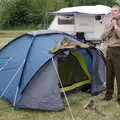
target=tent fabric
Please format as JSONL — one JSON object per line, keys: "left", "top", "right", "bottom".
{"left": 27, "top": 30, "right": 66, "bottom": 36}
{"left": 89, "top": 48, "right": 106, "bottom": 94}
{"left": 18, "top": 58, "right": 64, "bottom": 111}
{"left": 0, "top": 30, "right": 106, "bottom": 111}
{"left": 58, "top": 51, "right": 90, "bottom": 92}
{"left": 75, "top": 49, "right": 93, "bottom": 75}
{"left": 49, "top": 5, "right": 111, "bottom": 15}
{"left": 49, "top": 37, "right": 90, "bottom": 53}
{"left": 0, "top": 36, "right": 33, "bottom": 103}
{"left": 59, "top": 50, "right": 92, "bottom": 93}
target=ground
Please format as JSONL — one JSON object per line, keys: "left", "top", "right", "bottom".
{"left": 0, "top": 30, "right": 120, "bottom": 120}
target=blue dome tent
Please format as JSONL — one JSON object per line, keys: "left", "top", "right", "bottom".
{"left": 0, "top": 30, "right": 106, "bottom": 111}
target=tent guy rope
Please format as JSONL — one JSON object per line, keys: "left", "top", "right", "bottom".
{"left": 52, "top": 57, "right": 77, "bottom": 120}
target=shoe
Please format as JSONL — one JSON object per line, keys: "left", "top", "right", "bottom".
{"left": 102, "top": 94, "right": 112, "bottom": 101}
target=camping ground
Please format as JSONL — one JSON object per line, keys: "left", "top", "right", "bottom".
{"left": 0, "top": 30, "right": 120, "bottom": 120}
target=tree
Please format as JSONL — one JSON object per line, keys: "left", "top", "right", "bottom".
{"left": 0, "top": 0, "right": 117, "bottom": 28}
{"left": 64, "top": 0, "right": 74, "bottom": 7}
{"left": 73, "top": 0, "right": 116, "bottom": 6}
{"left": 0, "top": 0, "right": 30, "bottom": 28}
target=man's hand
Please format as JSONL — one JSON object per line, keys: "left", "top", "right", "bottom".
{"left": 111, "top": 19, "right": 118, "bottom": 28}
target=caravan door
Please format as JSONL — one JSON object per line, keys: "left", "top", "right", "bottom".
{"left": 75, "top": 14, "right": 95, "bottom": 40}
{"left": 75, "top": 14, "right": 106, "bottom": 41}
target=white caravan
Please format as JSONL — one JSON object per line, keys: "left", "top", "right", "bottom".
{"left": 48, "top": 5, "right": 111, "bottom": 42}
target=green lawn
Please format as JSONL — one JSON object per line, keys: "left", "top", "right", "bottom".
{"left": 0, "top": 30, "right": 120, "bottom": 120}
{"left": 0, "top": 30, "right": 33, "bottom": 49}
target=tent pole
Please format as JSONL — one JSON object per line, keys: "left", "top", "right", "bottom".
{"left": 13, "top": 86, "right": 19, "bottom": 107}
{"left": 52, "top": 57, "right": 76, "bottom": 120}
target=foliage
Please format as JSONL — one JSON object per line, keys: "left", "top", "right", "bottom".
{"left": 0, "top": 0, "right": 117, "bottom": 29}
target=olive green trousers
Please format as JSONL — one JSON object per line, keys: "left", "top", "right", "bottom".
{"left": 106, "top": 47, "right": 120, "bottom": 99}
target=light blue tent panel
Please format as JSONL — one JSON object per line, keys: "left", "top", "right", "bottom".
{"left": 20, "top": 34, "right": 78, "bottom": 92}
{"left": 0, "top": 35, "right": 33, "bottom": 102}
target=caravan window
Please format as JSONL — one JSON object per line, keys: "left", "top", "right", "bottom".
{"left": 95, "top": 15, "right": 101, "bottom": 20}
{"left": 58, "top": 15, "right": 74, "bottom": 24}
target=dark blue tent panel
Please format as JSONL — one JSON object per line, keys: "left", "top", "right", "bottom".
{"left": 0, "top": 30, "right": 106, "bottom": 111}
{"left": 89, "top": 49, "right": 106, "bottom": 94}
{"left": 18, "top": 58, "right": 64, "bottom": 111}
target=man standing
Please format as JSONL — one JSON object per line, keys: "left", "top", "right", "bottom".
{"left": 101, "top": 5, "right": 120, "bottom": 104}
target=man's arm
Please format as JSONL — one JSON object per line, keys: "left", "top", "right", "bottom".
{"left": 114, "top": 22, "right": 120, "bottom": 38}
{"left": 101, "top": 19, "right": 115, "bottom": 41}
{"left": 100, "top": 28, "right": 113, "bottom": 41}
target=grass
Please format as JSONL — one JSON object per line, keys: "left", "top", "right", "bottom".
{"left": 0, "top": 30, "right": 32, "bottom": 49}
{"left": 0, "top": 30, "right": 120, "bottom": 120}
{"left": 1, "top": 92, "right": 120, "bottom": 120}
